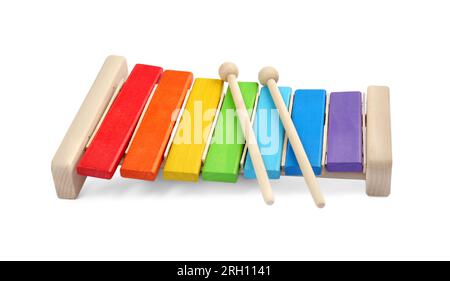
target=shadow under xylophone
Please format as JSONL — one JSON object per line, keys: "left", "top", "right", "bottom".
{"left": 51, "top": 55, "right": 392, "bottom": 206}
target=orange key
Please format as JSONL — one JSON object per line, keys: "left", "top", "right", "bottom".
{"left": 121, "top": 70, "right": 193, "bottom": 180}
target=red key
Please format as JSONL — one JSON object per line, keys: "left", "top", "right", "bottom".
{"left": 77, "top": 64, "right": 163, "bottom": 179}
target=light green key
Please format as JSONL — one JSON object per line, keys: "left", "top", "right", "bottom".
{"left": 202, "top": 82, "right": 258, "bottom": 182}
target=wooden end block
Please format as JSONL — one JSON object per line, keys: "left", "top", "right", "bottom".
{"left": 243, "top": 86, "right": 291, "bottom": 179}
{"left": 77, "top": 64, "right": 163, "bottom": 179}
{"left": 163, "top": 78, "right": 223, "bottom": 181}
{"left": 285, "top": 89, "right": 326, "bottom": 176}
{"left": 202, "top": 82, "right": 259, "bottom": 182}
{"left": 120, "top": 70, "right": 193, "bottom": 180}
{"left": 51, "top": 56, "right": 128, "bottom": 199}
{"left": 326, "top": 91, "right": 363, "bottom": 172}
{"left": 366, "top": 86, "right": 392, "bottom": 196}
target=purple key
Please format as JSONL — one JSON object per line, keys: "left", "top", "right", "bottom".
{"left": 326, "top": 92, "right": 363, "bottom": 172}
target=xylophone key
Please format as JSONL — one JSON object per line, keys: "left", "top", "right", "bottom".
{"left": 163, "top": 78, "right": 223, "bottom": 181}
{"left": 244, "top": 86, "right": 292, "bottom": 179}
{"left": 77, "top": 64, "right": 163, "bottom": 179}
{"left": 285, "top": 90, "right": 326, "bottom": 176}
{"left": 326, "top": 91, "right": 363, "bottom": 172}
{"left": 202, "top": 82, "right": 258, "bottom": 182}
{"left": 120, "top": 70, "right": 193, "bottom": 180}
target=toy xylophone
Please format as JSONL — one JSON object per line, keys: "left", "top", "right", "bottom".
{"left": 51, "top": 55, "right": 392, "bottom": 207}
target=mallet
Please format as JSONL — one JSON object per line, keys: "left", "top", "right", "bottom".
{"left": 259, "top": 66, "right": 325, "bottom": 208}
{"left": 219, "top": 62, "right": 274, "bottom": 205}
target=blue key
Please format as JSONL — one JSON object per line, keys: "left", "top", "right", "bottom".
{"left": 244, "top": 86, "right": 292, "bottom": 179}
{"left": 285, "top": 89, "right": 326, "bottom": 176}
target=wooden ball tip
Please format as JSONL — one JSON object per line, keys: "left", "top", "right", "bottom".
{"left": 219, "top": 62, "right": 239, "bottom": 81}
{"left": 258, "top": 66, "right": 279, "bottom": 85}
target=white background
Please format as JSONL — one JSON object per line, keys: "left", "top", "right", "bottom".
{"left": 0, "top": 0, "right": 448, "bottom": 260}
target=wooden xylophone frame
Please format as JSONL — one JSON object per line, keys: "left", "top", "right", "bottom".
{"left": 51, "top": 55, "right": 392, "bottom": 199}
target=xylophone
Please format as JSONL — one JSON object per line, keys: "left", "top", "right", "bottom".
{"left": 51, "top": 55, "right": 392, "bottom": 206}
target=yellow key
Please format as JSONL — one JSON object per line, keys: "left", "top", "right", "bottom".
{"left": 163, "top": 78, "right": 223, "bottom": 181}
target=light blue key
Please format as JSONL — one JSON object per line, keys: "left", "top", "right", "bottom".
{"left": 285, "top": 89, "right": 326, "bottom": 176}
{"left": 244, "top": 86, "right": 292, "bottom": 179}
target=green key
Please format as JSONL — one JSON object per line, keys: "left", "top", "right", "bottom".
{"left": 202, "top": 82, "right": 258, "bottom": 182}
